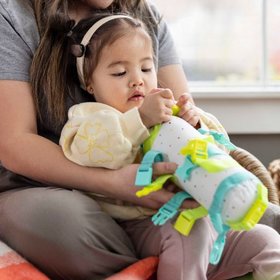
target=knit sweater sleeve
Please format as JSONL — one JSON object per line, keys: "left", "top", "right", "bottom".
{"left": 59, "top": 103, "right": 149, "bottom": 169}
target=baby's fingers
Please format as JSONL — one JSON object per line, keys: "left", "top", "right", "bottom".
{"left": 187, "top": 114, "right": 200, "bottom": 127}
{"left": 176, "top": 94, "right": 189, "bottom": 107}
{"left": 177, "top": 102, "right": 193, "bottom": 117}
{"left": 159, "top": 88, "right": 174, "bottom": 100}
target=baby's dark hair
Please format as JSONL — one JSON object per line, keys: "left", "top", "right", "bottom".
{"left": 31, "top": 1, "right": 160, "bottom": 131}
{"left": 31, "top": 11, "right": 154, "bottom": 132}
{"left": 68, "top": 13, "right": 154, "bottom": 88}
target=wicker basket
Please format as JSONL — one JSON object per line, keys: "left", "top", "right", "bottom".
{"left": 230, "top": 147, "right": 279, "bottom": 205}
{"left": 268, "top": 159, "right": 280, "bottom": 200}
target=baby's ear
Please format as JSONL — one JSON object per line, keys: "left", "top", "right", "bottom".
{"left": 86, "top": 84, "right": 94, "bottom": 95}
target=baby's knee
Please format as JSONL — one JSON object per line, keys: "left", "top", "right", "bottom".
{"left": 188, "top": 217, "right": 217, "bottom": 242}
{"left": 248, "top": 224, "right": 280, "bottom": 249}
{"left": 161, "top": 217, "right": 216, "bottom": 247}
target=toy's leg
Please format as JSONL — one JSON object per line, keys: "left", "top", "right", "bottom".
{"left": 120, "top": 216, "right": 217, "bottom": 280}
{"left": 208, "top": 224, "right": 280, "bottom": 280}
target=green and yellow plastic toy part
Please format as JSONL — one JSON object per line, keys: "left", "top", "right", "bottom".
{"left": 174, "top": 206, "right": 208, "bottom": 236}
{"left": 180, "top": 139, "right": 208, "bottom": 162}
{"left": 180, "top": 138, "right": 239, "bottom": 174}
{"left": 142, "top": 105, "right": 181, "bottom": 155}
{"left": 171, "top": 104, "right": 180, "bottom": 116}
{"left": 136, "top": 174, "right": 175, "bottom": 198}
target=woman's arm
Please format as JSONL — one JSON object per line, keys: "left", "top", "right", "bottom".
{"left": 0, "top": 81, "right": 200, "bottom": 209}
{"left": 157, "top": 64, "right": 194, "bottom": 103}
{"left": 150, "top": 4, "right": 194, "bottom": 103}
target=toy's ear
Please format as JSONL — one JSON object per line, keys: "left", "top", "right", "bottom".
{"left": 105, "top": 256, "right": 158, "bottom": 280}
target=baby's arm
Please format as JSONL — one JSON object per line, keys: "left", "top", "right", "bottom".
{"left": 60, "top": 103, "right": 149, "bottom": 169}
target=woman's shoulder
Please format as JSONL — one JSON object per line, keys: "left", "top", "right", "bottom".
{"left": 146, "top": 2, "right": 181, "bottom": 67}
{"left": 0, "top": 0, "right": 39, "bottom": 53}
{"left": 0, "top": 0, "right": 39, "bottom": 81}
{"left": 147, "top": 2, "right": 161, "bottom": 19}
{"left": 0, "top": 0, "right": 39, "bottom": 52}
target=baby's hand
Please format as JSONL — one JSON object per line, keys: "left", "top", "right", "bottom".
{"left": 176, "top": 94, "right": 200, "bottom": 128}
{"left": 139, "top": 88, "right": 175, "bottom": 128}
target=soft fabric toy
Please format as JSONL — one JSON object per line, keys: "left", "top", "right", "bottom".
{"left": 135, "top": 107, "right": 268, "bottom": 264}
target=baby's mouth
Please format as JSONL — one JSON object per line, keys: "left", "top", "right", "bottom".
{"left": 129, "top": 90, "right": 145, "bottom": 101}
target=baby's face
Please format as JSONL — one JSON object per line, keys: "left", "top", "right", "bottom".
{"left": 87, "top": 28, "right": 157, "bottom": 113}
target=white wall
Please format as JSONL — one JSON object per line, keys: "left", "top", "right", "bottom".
{"left": 192, "top": 87, "right": 280, "bottom": 166}
{"left": 192, "top": 87, "right": 280, "bottom": 134}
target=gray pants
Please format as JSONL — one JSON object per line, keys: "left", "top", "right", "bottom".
{"left": 1, "top": 173, "right": 280, "bottom": 279}
{"left": 0, "top": 187, "right": 138, "bottom": 279}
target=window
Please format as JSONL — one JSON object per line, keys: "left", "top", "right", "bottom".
{"left": 152, "top": 0, "right": 280, "bottom": 134}
{"left": 153, "top": 0, "right": 280, "bottom": 87}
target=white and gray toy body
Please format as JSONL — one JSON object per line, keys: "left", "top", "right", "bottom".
{"left": 135, "top": 115, "right": 268, "bottom": 264}
{"left": 151, "top": 116, "right": 258, "bottom": 224}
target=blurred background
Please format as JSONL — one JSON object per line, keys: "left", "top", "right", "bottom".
{"left": 152, "top": 0, "right": 280, "bottom": 86}
{"left": 152, "top": 0, "right": 280, "bottom": 166}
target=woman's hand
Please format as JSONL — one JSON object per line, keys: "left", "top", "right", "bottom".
{"left": 139, "top": 88, "right": 175, "bottom": 128}
{"left": 176, "top": 93, "right": 200, "bottom": 128}
{"left": 109, "top": 162, "right": 199, "bottom": 210}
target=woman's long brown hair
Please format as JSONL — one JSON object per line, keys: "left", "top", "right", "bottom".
{"left": 30, "top": 0, "right": 159, "bottom": 130}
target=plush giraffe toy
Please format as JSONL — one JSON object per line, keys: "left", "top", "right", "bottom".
{"left": 135, "top": 106, "right": 268, "bottom": 264}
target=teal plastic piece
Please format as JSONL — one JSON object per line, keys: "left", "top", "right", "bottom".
{"left": 209, "top": 171, "right": 256, "bottom": 222}
{"left": 209, "top": 225, "right": 229, "bottom": 265}
{"left": 152, "top": 192, "right": 192, "bottom": 226}
{"left": 198, "top": 128, "right": 237, "bottom": 151}
{"left": 175, "top": 155, "right": 198, "bottom": 181}
{"left": 208, "top": 171, "right": 256, "bottom": 264}
{"left": 207, "top": 145, "right": 225, "bottom": 158}
{"left": 135, "top": 150, "right": 164, "bottom": 186}
{"left": 198, "top": 128, "right": 210, "bottom": 135}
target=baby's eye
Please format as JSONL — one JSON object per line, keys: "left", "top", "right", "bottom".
{"left": 112, "top": 71, "right": 126, "bottom": 77}
{"left": 142, "top": 68, "right": 152, "bottom": 73}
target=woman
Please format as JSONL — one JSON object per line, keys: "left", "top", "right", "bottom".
{"left": 0, "top": 1, "right": 197, "bottom": 279}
